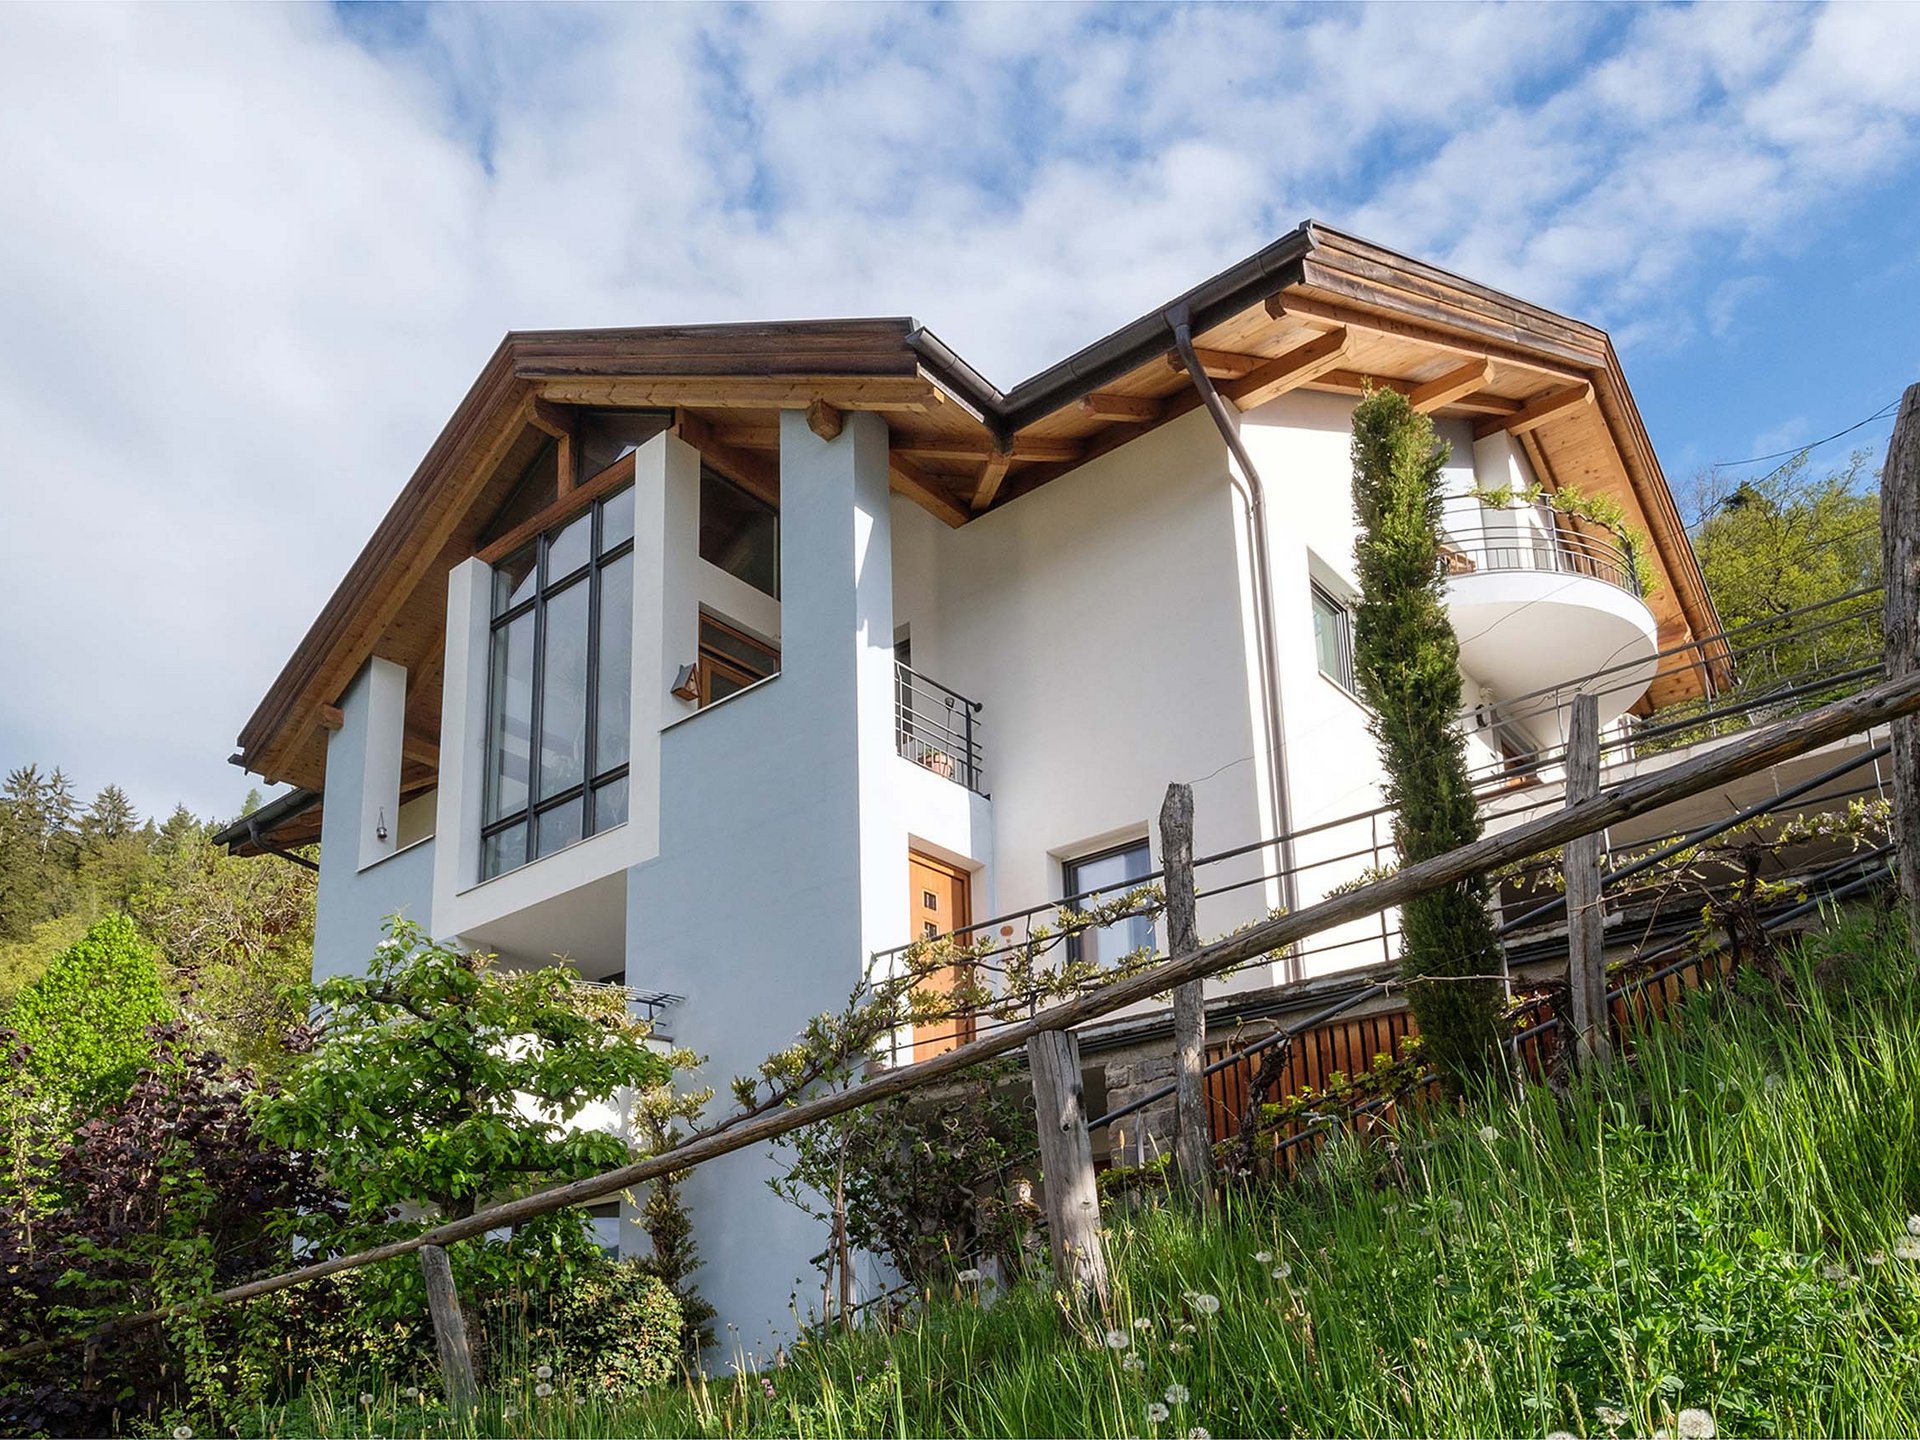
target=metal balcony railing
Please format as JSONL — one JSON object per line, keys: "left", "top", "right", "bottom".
{"left": 895, "top": 662, "right": 986, "bottom": 796}
{"left": 1443, "top": 500, "right": 1642, "bottom": 597}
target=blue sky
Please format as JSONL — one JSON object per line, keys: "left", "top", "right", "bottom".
{"left": 0, "top": 1, "right": 1916, "bottom": 824}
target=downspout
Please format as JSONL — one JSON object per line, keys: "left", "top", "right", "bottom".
{"left": 247, "top": 816, "right": 320, "bottom": 873}
{"left": 1166, "top": 305, "right": 1301, "bottom": 935}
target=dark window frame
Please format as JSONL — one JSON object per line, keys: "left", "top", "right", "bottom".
{"left": 479, "top": 484, "right": 635, "bottom": 881}
{"left": 695, "top": 611, "right": 779, "bottom": 707}
{"left": 1062, "top": 836, "right": 1156, "bottom": 966}
{"left": 1311, "top": 579, "right": 1358, "bottom": 694}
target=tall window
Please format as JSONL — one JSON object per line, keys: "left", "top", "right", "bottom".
{"left": 1311, "top": 581, "right": 1356, "bottom": 693}
{"left": 1064, "top": 839, "right": 1155, "bottom": 966}
{"left": 481, "top": 484, "right": 635, "bottom": 881}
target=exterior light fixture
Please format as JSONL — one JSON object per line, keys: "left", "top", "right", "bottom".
{"left": 670, "top": 664, "right": 701, "bottom": 702}
{"left": 376, "top": 807, "right": 389, "bottom": 843}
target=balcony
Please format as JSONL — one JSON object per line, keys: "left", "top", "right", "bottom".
{"left": 895, "top": 663, "right": 986, "bottom": 795}
{"left": 1441, "top": 502, "right": 1659, "bottom": 730}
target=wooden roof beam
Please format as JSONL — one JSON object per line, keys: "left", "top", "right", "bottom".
{"left": 1078, "top": 392, "right": 1162, "bottom": 423}
{"left": 1409, "top": 358, "right": 1494, "bottom": 414}
{"left": 1164, "top": 347, "right": 1265, "bottom": 381}
{"left": 1268, "top": 292, "right": 1588, "bottom": 386}
{"left": 1220, "top": 327, "right": 1351, "bottom": 411}
{"left": 971, "top": 453, "right": 1014, "bottom": 512}
{"left": 1307, "top": 368, "right": 1518, "bottom": 415}
{"left": 527, "top": 397, "right": 573, "bottom": 439}
{"left": 674, "top": 411, "right": 780, "bottom": 507}
{"left": 889, "top": 453, "right": 970, "bottom": 528}
{"left": 805, "top": 398, "right": 844, "bottom": 442}
{"left": 895, "top": 437, "right": 1083, "bottom": 464}
{"left": 1474, "top": 382, "right": 1594, "bottom": 440}
{"left": 532, "top": 375, "right": 944, "bottom": 412}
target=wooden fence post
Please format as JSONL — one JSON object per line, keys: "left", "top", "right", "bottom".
{"left": 419, "top": 1244, "right": 477, "bottom": 1410}
{"left": 1027, "top": 1028, "right": 1109, "bottom": 1311}
{"left": 1563, "top": 694, "right": 1611, "bottom": 1068}
{"left": 1885, "top": 383, "right": 1920, "bottom": 941}
{"left": 1159, "top": 782, "right": 1216, "bottom": 1207}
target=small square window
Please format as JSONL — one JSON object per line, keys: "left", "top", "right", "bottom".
{"left": 923, "top": 890, "right": 939, "bottom": 910}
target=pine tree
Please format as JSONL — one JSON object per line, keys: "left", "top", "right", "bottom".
{"left": 81, "top": 784, "right": 139, "bottom": 844}
{"left": 1349, "top": 389, "right": 1504, "bottom": 1087}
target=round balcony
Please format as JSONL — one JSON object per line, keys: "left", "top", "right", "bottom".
{"left": 1441, "top": 511, "right": 1659, "bottom": 732}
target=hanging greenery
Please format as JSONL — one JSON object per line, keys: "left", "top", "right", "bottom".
{"left": 1467, "top": 479, "right": 1660, "bottom": 596}
{"left": 1350, "top": 388, "right": 1506, "bottom": 1088}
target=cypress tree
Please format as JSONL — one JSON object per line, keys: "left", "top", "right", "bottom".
{"left": 1349, "top": 389, "right": 1504, "bottom": 1086}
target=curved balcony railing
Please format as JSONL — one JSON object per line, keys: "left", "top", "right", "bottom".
{"left": 1442, "top": 503, "right": 1642, "bottom": 598}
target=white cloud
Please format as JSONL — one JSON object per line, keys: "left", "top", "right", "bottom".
{"left": 0, "top": 1, "right": 1916, "bottom": 820}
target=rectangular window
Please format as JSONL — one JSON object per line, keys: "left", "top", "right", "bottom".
{"left": 1064, "top": 839, "right": 1155, "bottom": 967}
{"left": 699, "top": 466, "right": 779, "bottom": 598}
{"left": 697, "top": 613, "right": 779, "bottom": 706}
{"left": 1311, "top": 581, "right": 1356, "bottom": 693}
{"left": 480, "top": 483, "right": 636, "bottom": 881}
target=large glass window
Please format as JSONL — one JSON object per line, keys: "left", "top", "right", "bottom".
{"left": 699, "top": 466, "right": 779, "bottom": 598}
{"left": 1311, "top": 581, "right": 1356, "bottom": 693}
{"left": 481, "top": 484, "right": 635, "bottom": 881}
{"left": 1064, "top": 839, "right": 1155, "bottom": 967}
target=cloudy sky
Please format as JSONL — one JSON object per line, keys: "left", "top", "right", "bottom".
{"left": 1, "top": 1, "right": 1917, "bottom": 825}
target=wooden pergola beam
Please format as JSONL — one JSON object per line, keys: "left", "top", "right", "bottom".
{"left": 1078, "top": 392, "right": 1162, "bottom": 424}
{"left": 889, "top": 453, "right": 970, "bottom": 528}
{"left": 1474, "top": 382, "right": 1594, "bottom": 440}
{"left": 1409, "top": 358, "right": 1494, "bottom": 414}
{"left": 1220, "top": 327, "right": 1351, "bottom": 410}
{"left": 971, "top": 453, "right": 1014, "bottom": 512}
{"left": 1165, "top": 347, "right": 1265, "bottom": 381}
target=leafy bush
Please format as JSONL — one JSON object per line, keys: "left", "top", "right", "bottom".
{"left": 0, "top": 1027, "right": 344, "bottom": 1436}
{"left": 507, "top": 1257, "right": 683, "bottom": 1396}
{"left": 7, "top": 913, "right": 172, "bottom": 1118}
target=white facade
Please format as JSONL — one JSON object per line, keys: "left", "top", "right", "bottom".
{"left": 306, "top": 391, "right": 1662, "bottom": 1356}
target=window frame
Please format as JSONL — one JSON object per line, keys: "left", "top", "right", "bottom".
{"left": 1062, "top": 837, "right": 1156, "bottom": 967}
{"left": 478, "top": 482, "right": 635, "bottom": 882}
{"left": 695, "top": 612, "right": 780, "bottom": 707}
{"left": 1310, "top": 579, "right": 1358, "bottom": 695}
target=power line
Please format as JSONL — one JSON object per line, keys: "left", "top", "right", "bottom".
{"left": 1712, "top": 398, "right": 1901, "bottom": 471}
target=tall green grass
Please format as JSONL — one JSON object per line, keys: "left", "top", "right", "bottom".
{"left": 258, "top": 916, "right": 1920, "bottom": 1439}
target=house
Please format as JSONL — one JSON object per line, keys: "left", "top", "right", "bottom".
{"left": 219, "top": 222, "right": 1726, "bottom": 1353}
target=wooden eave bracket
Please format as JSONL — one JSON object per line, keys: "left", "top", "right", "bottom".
{"left": 1164, "top": 347, "right": 1265, "bottom": 381}
{"left": 970, "top": 451, "right": 1014, "bottom": 512}
{"left": 1077, "top": 392, "right": 1162, "bottom": 423}
{"left": 1474, "top": 381, "right": 1594, "bottom": 440}
{"left": 1221, "top": 327, "right": 1351, "bottom": 410}
{"left": 889, "top": 453, "right": 970, "bottom": 528}
{"left": 805, "top": 398, "right": 844, "bottom": 442}
{"left": 527, "top": 397, "right": 573, "bottom": 439}
{"left": 1409, "top": 358, "right": 1494, "bottom": 414}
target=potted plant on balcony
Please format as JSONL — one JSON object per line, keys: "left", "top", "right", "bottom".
{"left": 917, "top": 748, "right": 956, "bottom": 779}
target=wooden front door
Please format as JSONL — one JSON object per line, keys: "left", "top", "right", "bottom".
{"left": 909, "top": 851, "right": 974, "bottom": 1061}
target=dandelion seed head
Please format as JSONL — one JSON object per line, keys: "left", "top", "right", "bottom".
{"left": 1546, "top": 1431, "right": 1578, "bottom": 1440}
{"left": 1597, "top": 1405, "right": 1628, "bottom": 1429}
{"left": 1253, "top": 1250, "right": 1273, "bottom": 1264}
{"left": 1146, "top": 1402, "right": 1170, "bottom": 1423}
{"left": 1106, "top": 1328, "right": 1132, "bottom": 1350}
{"left": 1894, "top": 1238, "right": 1920, "bottom": 1261}
{"left": 401, "top": 1386, "right": 420, "bottom": 1401}
{"left": 359, "top": 1394, "right": 374, "bottom": 1406}
{"left": 172, "top": 1427, "right": 193, "bottom": 1440}
{"left": 1122, "top": 1353, "right": 1146, "bottom": 1373}
{"left": 1165, "top": 1383, "right": 1190, "bottom": 1404}
{"left": 1187, "top": 1427, "right": 1210, "bottom": 1439}
{"left": 1169, "top": 1341, "right": 1190, "bottom": 1355}
{"left": 1908, "top": 1214, "right": 1920, "bottom": 1237}
{"left": 1134, "top": 1316, "right": 1153, "bottom": 1331}
{"left": 534, "top": 1364, "right": 553, "bottom": 1380}
{"left": 956, "top": 1267, "right": 983, "bottom": 1283}
{"left": 1271, "top": 1263, "right": 1292, "bottom": 1281}
{"left": 1178, "top": 1322, "right": 1197, "bottom": 1334}
{"left": 1479, "top": 1126, "right": 1499, "bottom": 1143}
{"left": 534, "top": 1383, "right": 553, "bottom": 1399}
{"left": 1821, "top": 1261, "right": 1849, "bottom": 1281}
{"left": 1676, "top": 1408, "right": 1716, "bottom": 1439}
{"left": 1866, "top": 1250, "right": 1888, "bottom": 1266}
{"left": 1192, "top": 1292, "right": 1221, "bottom": 1316}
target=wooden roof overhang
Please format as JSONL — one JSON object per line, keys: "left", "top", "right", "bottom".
{"left": 231, "top": 223, "right": 1725, "bottom": 818}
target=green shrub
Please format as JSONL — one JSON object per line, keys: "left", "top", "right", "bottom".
{"left": 509, "top": 1257, "right": 683, "bottom": 1396}
{"left": 7, "top": 913, "right": 172, "bottom": 1118}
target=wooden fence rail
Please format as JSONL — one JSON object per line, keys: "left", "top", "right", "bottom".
{"left": 7, "top": 667, "right": 1920, "bottom": 1366}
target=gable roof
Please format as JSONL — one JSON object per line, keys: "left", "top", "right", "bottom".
{"left": 229, "top": 221, "right": 1723, "bottom": 797}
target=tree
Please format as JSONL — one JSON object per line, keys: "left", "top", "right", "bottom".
{"left": 0, "top": 765, "right": 79, "bottom": 942}
{"left": 7, "top": 914, "right": 173, "bottom": 1121}
{"left": 1349, "top": 388, "right": 1505, "bottom": 1087}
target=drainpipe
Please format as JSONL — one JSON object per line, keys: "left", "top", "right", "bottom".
{"left": 1166, "top": 305, "right": 1301, "bottom": 933}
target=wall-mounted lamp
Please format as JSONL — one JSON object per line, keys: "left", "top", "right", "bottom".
{"left": 376, "top": 807, "right": 389, "bottom": 843}
{"left": 670, "top": 663, "right": 701, "bottom": 703}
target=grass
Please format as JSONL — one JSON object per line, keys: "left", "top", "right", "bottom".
{"left": 256, "top": 914, "right": 1920, "bottom": 1439}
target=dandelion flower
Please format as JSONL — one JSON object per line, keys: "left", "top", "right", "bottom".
{"left": 1147, "top": 1402, "right": 1171, "bottom": 1423}
{"left": 956, "top": 1267, "right": 982, "bottom": 1283}
{"left": 1134, "top": 1316, "right": 1153, "bottom": 1331}
{"left": 534, "top": 1383, "right": 553, "bottom": 1399}
{"left": 1253, "top": 1250, "right": 1273, "bottom": 1264}
{"left": 1676, "top": 1409, "right": 1716, "bottom": 1439}
{"left": 1894, "top": 1238, "right": 1920, "bottom": 1261}
{"left": 1122, "top": 1354, "right": 1146, "bottom": 1373}
{"left": 1271, "top": 1263, "right": 1292, "bottom": 1281}
{"left": 1192, "top": 1292, "right": 1221, "bottom": 1316}
{"left": 1479, "top": 1126, "right": 1499, "bottom": 1143}
{"left": 1165, "top": 1383, "right": 1190, "bottom": 1405}
{"left": 1188, "top": 1428, "right": 1210, "bottom": 1439}
{"left": 1866, "top": 1250, "right": 1888, "bottom": 1266}
{"left": 535, "top": 1364, "right": 554, "bottom": 1380}
{"left": 1597, "top": 1405, "right": 1629, "bottom": 1430}
{"left": 1821, "top": 1262, "right": 1849, "bottom": 1281}
{"left": 1106, "top": 1328, "right": 1132, "bottom": 1350}
{"left": 172, "top": 1428, "right": 193, "bottom": 1440}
